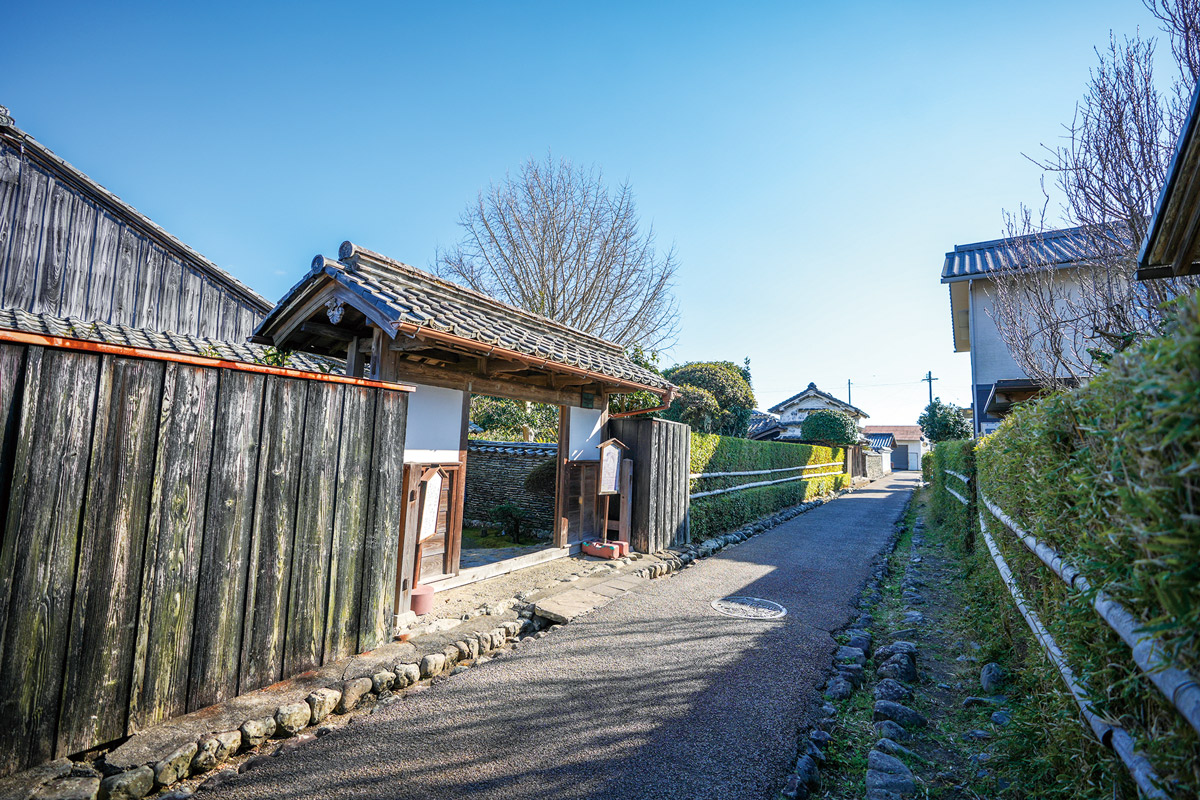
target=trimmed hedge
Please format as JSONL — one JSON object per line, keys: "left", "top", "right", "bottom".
{"left": 928, "top": 291, "right": 1200, "bottom": 795}
{"left": 927, "top": 439, "right": 977, "bottom": 553}
{"left": 689, "top": 434, "right": 849, "bottom": 540}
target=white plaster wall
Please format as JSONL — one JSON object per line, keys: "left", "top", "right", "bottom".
{"left": 970, "top": 281, "right": 1026, "bottom": 386}
{"left": 404, "top": 383, "right": 465, "bottom": 464}
{"left": 568, "top": 407, "right": 604, "bottom": 461}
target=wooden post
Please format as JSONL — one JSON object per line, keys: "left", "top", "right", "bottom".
{"left": 553, "top": 406, "right": 569, "bottom": 548}
{"left": 448, "top": 390, "right": 470, "bottom": 576}
{"left": 618, "top": 457, "right": 632, "bottom": 545}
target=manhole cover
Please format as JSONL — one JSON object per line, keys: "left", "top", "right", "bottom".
{"left": 710, "top": 596, "right": 787, "bottom": 619}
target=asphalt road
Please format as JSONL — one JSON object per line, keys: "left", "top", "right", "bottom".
{"left": 215, "top": 472, "right": 918, "bottom": 800}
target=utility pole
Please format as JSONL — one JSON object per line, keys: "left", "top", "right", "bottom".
{"left": 922, "top": 371, "right": 938, "bottom": 407}
{"left": 847, "top": 379, "right": 852, "bottom": 406}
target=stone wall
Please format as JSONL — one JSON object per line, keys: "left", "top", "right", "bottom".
{"left": 464, "top": 441, "right": 557, "bottom": 532}
{"left": 866, "top": 451, "right": 885, "bottom": 481}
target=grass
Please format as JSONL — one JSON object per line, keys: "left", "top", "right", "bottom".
{"left": 460, "top": 527, "right": 533, "bottom": 549}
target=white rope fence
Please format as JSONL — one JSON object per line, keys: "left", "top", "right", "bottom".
{"left": 689, "top": 469, "right": 844, "bottom": 500}
{"left": 690, "top": 461, "right": 843, "bottom": 480}
{"left": 979, "top": 513, "right": 1170, "bottom": 800}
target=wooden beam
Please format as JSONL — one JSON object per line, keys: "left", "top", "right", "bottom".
{"left": 553, "top": 407, "right": 569, "bottom": 548}
{"left": 379, "top": 357, "right": 590, "bottom": 405}
{"left": 300, "top": 321, "right": 359, "bottom": 342}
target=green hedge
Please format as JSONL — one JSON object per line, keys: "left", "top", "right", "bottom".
{"left": 927, "top": 439, "right": 977, "bottom": 553}
{"left": 967, "top": 291, "right": 1200, "bottom": 794}
{"left": 689, "top": 434, "right": 848, "bottom": 540}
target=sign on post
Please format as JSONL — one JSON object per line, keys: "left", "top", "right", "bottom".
{"left": 597, "top": 438, "right": 627, "bottom": 496}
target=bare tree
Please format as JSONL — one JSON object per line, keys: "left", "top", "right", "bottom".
{"left": 990, "top": 1, "right": 1200, "bottom": 387}
{"left": 437, "top": 155, "right": 680, "bottom": 350}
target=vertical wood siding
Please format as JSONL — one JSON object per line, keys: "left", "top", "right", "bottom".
{"left": 609, "top": 418, "right": 691, "bottom": 553}
{"left": 0, "top": 340, "right": 409, "bottom": 776}
{"left": 0, "top": 141, "right": 268, "bottom": 341}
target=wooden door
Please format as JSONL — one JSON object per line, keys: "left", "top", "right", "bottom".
{"left": 407, "top": 463, "right": 464, "bottom": 586}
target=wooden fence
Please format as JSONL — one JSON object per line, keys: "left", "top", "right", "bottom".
{"left": 609, "top": 418, "right": 690, "bottom": 552}
{"left": 0, "top": 336, "right": 410, "bottom": 776}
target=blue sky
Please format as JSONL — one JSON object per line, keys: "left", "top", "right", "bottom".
{"left": 1, "top": 1, "right": 1164, "bottom": 423}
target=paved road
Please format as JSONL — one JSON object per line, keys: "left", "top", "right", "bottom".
{"left": 217, "top": 473, "right": 918, "bottom": 800}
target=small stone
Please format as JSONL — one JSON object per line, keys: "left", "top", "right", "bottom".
{"left": 781, "top": 773, "right": 806, "bottom": 799}
{"left": 274, "top": 702, "right": 312, "bottom": 737}
{"left": 902, "top": 611, "right": 924, "bottom": 625}
{"left": 420, "top": 653, "right": 446, "bottom": 678}
{"left": 195, "top": 768, "right": 237, "bottom": 792}
{"left": 809, "top": 730, "right": 832, "bottom": 751}
{"left": 153, "top": 742, "right": 198, "bottom": 787}
{"left": 873, "top": 700, "right": 927, "bottom": 729}
{"left": 396, "top": 662, "right": 421, "bottom": 687}
{"left": 372, "top": 670, "right": 396, "bottom": 694}
{"left": 875, "top": 738, "right": 919, "bottom": 761}
{"left": 793, "top": 754, "right": 820, "bottom": 789}
{"left": 964, "top": 729, "right": 993, "bottom": 741}
{"left": 836, "top": 646, "right": 866, "bottom": 667}
{"left": 875, "top": 641, "right": 917, "bottom": 660}
{"left": 273, "top": 732, "right": 316, "bottom": 756}
{"left": 240, "top": 717, "right": 275, "bottom": 749}
{"left": 238, "top": 756, "right": 270, "bottom": 774}
{"left": 451, "top": 664, "right": 470, "bottom": 675}
{"left": 36, "top": 777, "right": 101, "bottom": 800}
{"left": 874, "top": 678, "right": 913, "bottom": 704}
{"left": 874, "top": 720, "right": 910, "bottom": 741}
{"left": 98, "top": 766, "right": 153, "bottom": 800}
{"left": 819, "top": 702, "right": 837, "bottom": 718}
{"left": 838, "top": 663, "right": 864, "bottom": 687}
{"left": 991, "top": 710, "right": 1012, "bottom": 726}
{"left": 877, "top": 654, "right": 917, "bottom": 683}
{"left": 337, "top": 677, "right": 374, "bottom": 713}
{"left": 980, "top": 662, "right": 1008, "bottom": 693}
{"left": 866, "top": 750, "right": 916, "bottom": 796}
{"left": 962, "top": 695, "right": 1008, "bottom": 708}
{"left": 846, "top": 629, "right": 872, "bottom": 654}
{"left": 824, "top": 675, "right": 853, "bottom": 700}
{"left": 307, "top": 687, "right": 341, "bottom": 723}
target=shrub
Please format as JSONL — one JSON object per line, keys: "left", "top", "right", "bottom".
{"left": 663, "top": 361, "right": 756, "bottom": 437}
{"left": 489, "top": 502, "right": 528, "bottom": 545}
{"left": 799, "top": 409, "right": 858, "bottom": 446}
{"left": 948, "top": 290, "right": 1200, "bottom": 794}
{"left": 666, "top": 384, "right": 722, "bottom": 432}
{"left": 926, "top": 439, "right": 976, "bottom": 553}
{"left": 918, "top": 397, "right": 972, "bottom": 442}
{"left": 689, "top": 433, "right": 848, "bottom": 540}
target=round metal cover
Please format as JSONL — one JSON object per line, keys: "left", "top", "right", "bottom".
{"left": 710, "top": 596, "right": 787, "bottom": 619}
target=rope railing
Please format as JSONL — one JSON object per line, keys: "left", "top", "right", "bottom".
{"left": 945, "top": 469, "right": 970, "bottom": 485}
{"left": 979, "top": 513, "right": 1170, "bottom": 800}
{"left": 689, "top": 461, "right": 843, "bottom": 480}
{"left": 688, "top": 469, "right": 844, "bottom": 500}
{"left": 977, "top": 490, "right": 1200, "bottom": 740}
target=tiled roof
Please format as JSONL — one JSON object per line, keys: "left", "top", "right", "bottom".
{"left": 863, "top": 425, "right": 924, "bottom": 441}
{"left": 467, "top": 440, "right": 558, "bottom": 456}
{"left": 941, "top": 226, "right": 1098, "bottom": 282}
{"left": 866, "top": 432, "right": 895, "bottom": 449}
{"left": 747, "top": 410, "right": 781, "bottom": 438}
{"left": 0, "top": 308, "right": 341, "bottom": 374}
{"left": 257, "top": 242, "right": 674, "bottom": 393}
{"left": 768, "top": 382, "right": 869, "bottom": 418}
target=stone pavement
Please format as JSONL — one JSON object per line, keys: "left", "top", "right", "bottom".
{"left": 212, "top": 473, "right": 920, "bottom": 800}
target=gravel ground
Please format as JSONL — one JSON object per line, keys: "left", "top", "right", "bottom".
{"left": 212, "top": 473, "right": 919, "bottom": 800}
{"left": 428, "top": 554, "right": 624, "bottom": 621}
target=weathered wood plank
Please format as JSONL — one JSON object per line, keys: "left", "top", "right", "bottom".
{"left": 2, "top": 163, "right": 49, "bottom": 311}
{"left": 323, "top": 387, "right": 374, "bottom": 663}
{"left": 197, "top": 279, "right": 220, "bottom": 339}
{"left": 32, "top": 180, "right": 70, "bottom": 313}
{"left": 178, "top": 268, "right": 202, "bottom": 337}
{"left": 129, "top": 362, "right": 218, "bottom": 731}
{"left": 56, "top": 195, "right": 97, "bottom": 320}
{"left": 187, "top": 370, "right": 264, "bottom": 711}
{"left": 158, "top": 256, "right": 183, "bottom": 334}
{"left": 240, "top": 377, "right": 307, "bottom": 692}
{"left": 83, "top": 212, "right": 121, "bottom": 322}
{"left": 0, "top": 347, "right": 99, "bottom": 773}
{"left": 0, "top": 148, "right": 22, "bottom": 291}
{"left": 135, "top": 245, "right": 166, "bottom": 333}
{"left": 57, "top": 355, "right": 163, "bottom": 756}
{"left": 283, "top": 383, "right": 344, "bottom": 676}
{"left": 359, "top": 389, "right": 407, "bottom": 649}
{"left": 0, "top": 344, "right": 26, "bottom": 561}
{"left": 111, "top": 227, "right": 142, "bottom": 326}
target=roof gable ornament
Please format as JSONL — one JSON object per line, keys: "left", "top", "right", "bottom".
{"left": 325, "top": 298, "right": 345, "bottom": 325}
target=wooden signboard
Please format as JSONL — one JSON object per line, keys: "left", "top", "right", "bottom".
{"left": 597, "top": 438, "right": 627, "bottom": 496}
{"left": 417, "top": 469, "right": 444, "bottom": 542}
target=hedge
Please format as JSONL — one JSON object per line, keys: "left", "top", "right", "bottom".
{"left": 926, "top": 439, "right": 976, "bottom": 553}
{"left": 689, "top": 433, "right": 849, "bottom": 540}
{"left": 928, "top": 291, "right": 1200, "bottom": 794}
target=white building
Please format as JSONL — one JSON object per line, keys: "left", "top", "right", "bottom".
{"left": 941, "top": 227, "right": 1091, "bottom": 436}
{"left": 750, "top": 382, "right": 868, "bottom": 441}
{"left": 862, "top": 426, "right": 927, "bottom": 471}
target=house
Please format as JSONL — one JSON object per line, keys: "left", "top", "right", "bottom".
{"left": 747, "top": 409, "right": 782, "bottom": 440}
{"left": 864, "top": 432, "right": 893, "bottom": 475}
{"left": 755, "top": 382, "right": 868, "bottom": 441}
{"left": 1139, "top": 82, "right": 1200, "bottom": 279}
{"left": 862, "top": 425, "right": 927, "bottom": 471}
{"left": 940, "top": 227, "right": 1093, "bottom": 436}
{"left": 0, "top": 105, "right": 270, "bottom": 341}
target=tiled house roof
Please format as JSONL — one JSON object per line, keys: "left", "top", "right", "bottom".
{"left": 256, "top": 242, "right": 673, "bottom": 393}
{"left": 467, "top": 440, "right": 558, "bottom": 456}
{"left": 941, "top": 226, "right": 1098, "bottom": 282}
{"left": 768, "top": 382, "right": 869, "bottom": 418}
{"left": 866, "top": 432, "right": 895, "bottom": 450}
{"left": 862, "top": 425, "right": 925, "bottom": 441}
{"left": 0, "top": 308, "right": 340, "bottom": 374}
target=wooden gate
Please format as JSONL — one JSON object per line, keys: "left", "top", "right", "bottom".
{"left": 609, "top": 417, "right": 691, "bottom": 552}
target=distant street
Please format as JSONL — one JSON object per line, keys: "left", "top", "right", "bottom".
{"left": 216, "top": 473, "right": 919, "bottom": 800}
